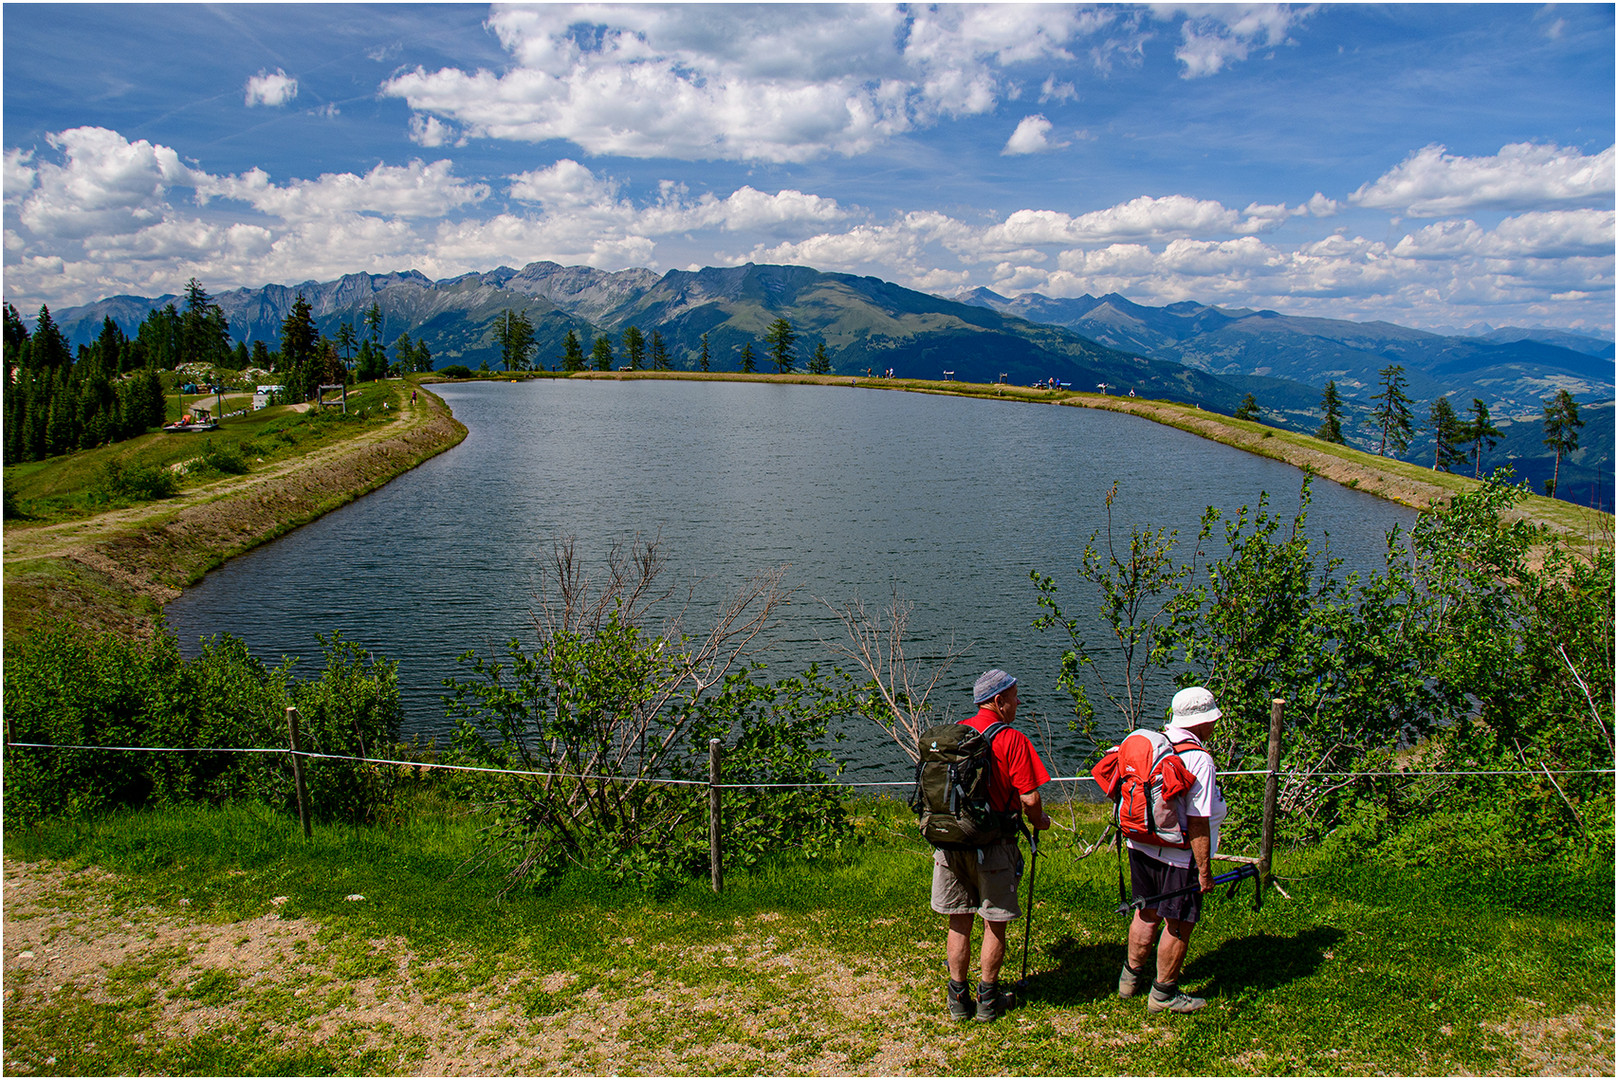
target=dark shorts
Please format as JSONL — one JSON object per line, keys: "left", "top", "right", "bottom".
{"left": 1129, "top": 847, "right": 1202, "bottom": 924}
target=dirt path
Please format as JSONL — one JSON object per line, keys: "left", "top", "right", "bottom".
{"left": 2, "top": 385, "right": 466, "bottom": 638}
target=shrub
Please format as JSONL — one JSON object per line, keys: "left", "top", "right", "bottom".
{"left": 87, "top": 458, "right": 179, "bottom": 505}
{"left": 192, "top": 439, "right": 250, "bottom": 477}
{"left": 445, "top": 539, "right": 850, "bottom": 893}
{"left": 438, "top": 365, "right": 472, "bottom": 379}
{"left": 3, "top": 627, "right": 406, "bottom": 828}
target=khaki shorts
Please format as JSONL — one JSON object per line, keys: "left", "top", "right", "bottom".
{"left": 930, "top": 841, "right": 1023, "bottom": 922}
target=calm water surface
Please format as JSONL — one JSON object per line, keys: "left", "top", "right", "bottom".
{"left": 166, "top": 380, "right": 1415, "bottom": 780}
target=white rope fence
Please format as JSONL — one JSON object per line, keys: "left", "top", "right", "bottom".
{"left": 9, "top": 740, "right": 1612, "bottom": 785}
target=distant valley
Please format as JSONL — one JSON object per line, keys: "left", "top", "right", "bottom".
{"left": 43, "top": 261, "right": 1615, "bottom": 507}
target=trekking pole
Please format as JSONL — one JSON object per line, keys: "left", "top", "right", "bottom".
{"left": 1115, "top": 863, "right": 1257, "bottom": 916}
{"left": 1017, "top": 829, "right": 1039, "bottom": 994}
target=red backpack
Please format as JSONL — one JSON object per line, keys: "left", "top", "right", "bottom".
{"left": 1091, "top": 729, "right": 1201, "bottom": 848}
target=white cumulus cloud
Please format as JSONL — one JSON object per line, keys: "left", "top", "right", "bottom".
{"left": 244, "top": 68, "right": 298, "bottom": 107}
{"left": 1350, "top": 142, "right": 1616, "bottom": 216}
{"left": 1167, "top": 4, "right": 1312, "bottom": 78}
{"left": 381, "top": 4, "right": 1128, "bottom": 164}
{"left": 1003, "top": 115, "right": 1056, "bottom": 155}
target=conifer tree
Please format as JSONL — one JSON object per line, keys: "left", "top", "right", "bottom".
{"left": 562, "top": 329, "right": 586, "bottom": 372}
{"left": 591, "top": 335, "right": 614, "bottom": 371}
{"left": 651, "top": 330, "right": 671, "bottom": 370}
{"left": 699, "top": 333, "right": 711, "bottom": 372}
{"left": 739, "top": 343, "right": 756, "bottom": 373}
{"left": 809, "top": 341, "right": 831, "bottom": 375}
{"left": 1234, "top": 393, "right": 1261, "bottom": 422}
{"left": 1427, "top": 397, "right": 1467, "bottom": 472}
{"left": 1316, "top": 380, "right": 1345, "bottom": 444}
{"left": 1371, "top": 365, "right": 1414, "bottom": 457}
{"left": 766, "top": 317, "right": 795, "bottom": 373}
{"left": 623, "top": 325, "right": 646, "bottom": 371}
{"left": 1466, "top": 398, "right": 1501, "bottom": 479}
{"left": 1541, "top": 390, "right": 1584, "bottom": 498}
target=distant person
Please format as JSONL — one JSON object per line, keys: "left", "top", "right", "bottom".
{"left": 1120, "top": 686, "right": 1228, "bottom": 1014}
{"left": 930, "top": 669, "right": 1052, "bottom": 1022}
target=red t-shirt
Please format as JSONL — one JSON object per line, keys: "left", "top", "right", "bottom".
{"left": 961, "top": 708, "right": 1051, "bottom": 815}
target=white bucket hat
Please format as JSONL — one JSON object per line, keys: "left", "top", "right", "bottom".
{"left": 1169, "top": 685, "right": 1221, "bottom": 728}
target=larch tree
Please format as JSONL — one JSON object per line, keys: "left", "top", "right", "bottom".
{"left": 1316, "top": 380, "right": 1346, "bottom": 444}
{"left": 1371, "top": 365, "right": 1414, "bottom": 457}
{"left": 1466, "top": 398, "right": 1501, "bottom": 479}
{"left": 1541, "top": 390, "right": 1584, "bottom": 498}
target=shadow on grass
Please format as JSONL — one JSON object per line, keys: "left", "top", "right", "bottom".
{"left": 1187, "top": 925, "right": 1345, "bottom": 995}
{"left": 1027, "top": 925, "right": 1344, "bottom": 1005}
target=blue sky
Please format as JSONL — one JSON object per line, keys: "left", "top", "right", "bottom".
{"left": 4, "top": 3, "right": 1613, "bottom": 333}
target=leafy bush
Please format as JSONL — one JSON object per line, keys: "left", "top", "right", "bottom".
{"left": 1035, "top": 472, "right": 1614, "bottom": 862}
{"left": 87, "top": 457, "right": 179, "bottom": 505}
{"left": 192, "top": 438, "right": 250, "bottom": 477}
{"left": 437, "top": 365, "right": 472, "bottom": 379}
{"left": 445, "top": 539, "right": 851, "bottom": 894}
{"left": 3, "top": 626, "right": 407, "bottom": 827}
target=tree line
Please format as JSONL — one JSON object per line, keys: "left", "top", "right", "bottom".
{"left": 1308, "top": 364, "right": 1586, "bottom": 497}
{"left": 2, "top": 281, "right": 435, "bottom": 465}
{"left": 491, "top": 313, "right": 832, "bottom": 377}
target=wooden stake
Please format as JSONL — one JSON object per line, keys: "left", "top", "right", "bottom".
{"left": 709, "top": 738, "right": 723, "bottom": 894}
{"left": 1259, "top": 698, "right": 1284, "bottom": 885}
{"left": 287, "top": 706, "right": 312, "bottom": 839}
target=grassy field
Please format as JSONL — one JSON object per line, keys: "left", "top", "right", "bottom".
{"left": 2, "top": 377, "right": 465, "bottom": 642}
{"left": 4, "top": 796, "right": 1611, "bottom": 1076}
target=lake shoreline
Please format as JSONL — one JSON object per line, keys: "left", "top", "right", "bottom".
{"left": 6, "top": 371, "right": 1604, "bottom": 642}
{"left": 3, "top": 381, "right": 466, "bottom": 641}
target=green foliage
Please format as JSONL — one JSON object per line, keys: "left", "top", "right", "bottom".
{"left": 88, "top": 457, "right": 180, "bottom": 505}
{"left": 1036, "top": 473, "right": 1614, "bottom": 864}
{"left": 1541, "top": 389, "right": 1584, "bottom": 497}
{"left": 1032, "top": 482, "right": 1190, "bottom": 745}
{"left": 192, "top": 438, "right": 250, "bottom": 477}
{"left": 765, "top": 317, "right": 796, "bottom": 373}
{"left": 444, "top": 540, "right": 850, "bottom": 893}
{"left": 3, "top": 627, "right": 406, "bottom": 827}
{"left": 437, "top": 364, "right": 473, "bottom": 379}
{"left": 1234, "top": 392, "right": 1261, "bottom": 421}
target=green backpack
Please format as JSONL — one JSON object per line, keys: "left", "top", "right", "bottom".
{"left": 908, "top": 721, "right": 1021, "bottom": 850}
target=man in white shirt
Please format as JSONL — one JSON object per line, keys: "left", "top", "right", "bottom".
{"left": 1119, "top": 686, "right": 1229, "bottom": 1014}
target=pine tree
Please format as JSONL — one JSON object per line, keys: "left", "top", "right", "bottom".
{"left": 699, "top": 333, "right": 711, "bottom": 373}
{"left": 1316, "top": 380, "right": 1345, "bottom": 444}
{"left": 591, "top": 335, "right": 614, "bottom": 372}
{"left": 562, "top": 329, "right": 586, "bottom": 372}
{"left": 496, "top": 309, "right": 536, "bottom": 371}
{"left": 1427, "top": 397, "right": 1467, "bottom": 473}
{"left": 30, "top": 305, "right": 71, "bottom": 371}
{"left": 809, "top": 342, "right": 831, "bottom": 375}
{"left": 1371, "top": 365, "right": 1414, "bottom": 457}
{"left": 739, "top": 343, "right": 756, "bottom": 373}
{"left": 1234, "top": 393, "right": 1261, "bottom": 422}
{"left": 622, "top": 326, "right": 646, "bottom": 371}
{"left": 765, "top": 317, "right": 795, "bottom": 373}
{"left": 279, "top": 294, "right": 319, "bottom": 400}
{"left": 651, "top": 330, "right": 671, "bottom": 370}
{"left": 1465, "top": 398, "right": 1501, "bottom": 479}
{"left": 1541, "top": 390, "right": 1584, "bottom": 498}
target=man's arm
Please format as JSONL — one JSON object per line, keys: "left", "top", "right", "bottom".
{"left": 1186, "top": 816, "right": 1212, "bottom": 891}
{"left": 1020, "top": 788, "right": 1052, "bottom": 831}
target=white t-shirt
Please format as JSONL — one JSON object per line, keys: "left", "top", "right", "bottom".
{"left": 1126, "top": 726, "right": 1227, "bottom": 869}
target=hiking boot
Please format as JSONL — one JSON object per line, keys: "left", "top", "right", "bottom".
{"left": 1118, "top": 963, "right": 1148, "bottom": 998}
{"left": 1147, "top": 983, "right": 1207, "bottom": 1014}
{"left": 946, "top": 980, "right": 973, "bottom": 1022}
{"left": 974, "top": 981, "right": 1009, "bottom": 1022}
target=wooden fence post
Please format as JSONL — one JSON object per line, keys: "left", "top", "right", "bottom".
{"left": 1259, "top": 698, "right": 1285, "bottom": 885}
{"left": 287, "top": 706, "right": 312, "bottom": 839}
{"left": 709, "top": 738, "right": 723, "bottom": 894}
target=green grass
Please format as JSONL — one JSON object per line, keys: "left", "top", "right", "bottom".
{"left": 4, "top": 796, "right": 1611, "bottom": 1075}
{"left": 4, "top": 379, "right": 406, "bottom": 523}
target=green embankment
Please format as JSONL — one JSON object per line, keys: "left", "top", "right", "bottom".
{"left": 3, "top": 378, "right": 466, "bottom": 642}
{"left": 2, "top": 797, "right": 1611, "bottom": 1075}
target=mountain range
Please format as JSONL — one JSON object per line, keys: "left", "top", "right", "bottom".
{"left": 41, "top": 262, "right": 1615, "bottom": 508}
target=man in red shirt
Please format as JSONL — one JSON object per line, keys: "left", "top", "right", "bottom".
{"left": 931, "top": 668, "right": 1053, "bottom": 1022}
